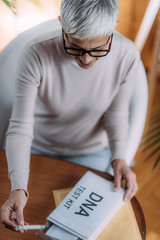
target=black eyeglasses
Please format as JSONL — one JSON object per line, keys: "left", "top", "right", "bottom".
{"left": 62, "top": 30, "right": 113, "bottom": 57}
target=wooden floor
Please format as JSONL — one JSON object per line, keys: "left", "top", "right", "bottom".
{"left": 134, "top": 73, "right": 160, "bottom": 240}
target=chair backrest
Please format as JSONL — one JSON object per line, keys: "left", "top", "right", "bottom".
{"left": 126, "top": 60, "right": 148, "bottom": 166}
{"left": 0, "top": 19, "right": 148, "bottom": 168}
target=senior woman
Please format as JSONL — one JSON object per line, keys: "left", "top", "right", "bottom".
{"left": 1, "top": 0, "right": 139, "bottom": 232}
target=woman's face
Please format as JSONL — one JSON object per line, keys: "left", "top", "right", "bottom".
{"left": 64, "top": 34, "right": 111, "bottom": 69}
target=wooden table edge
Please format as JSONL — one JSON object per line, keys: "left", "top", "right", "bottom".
{"left": 0, "top": 150, "right": 146, "bottom": 239}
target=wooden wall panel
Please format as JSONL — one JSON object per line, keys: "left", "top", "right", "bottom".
{"left": 141, "top": 11, "right": 160, "bottom": 70}
{"left": 116, "top": 0, "right": 135, "bottom": 39}
{"left": 116, "top": 0, "right": 150, "bottom": 40}
{"left": 116, "top": 0, "right": 160, "bottom": 69}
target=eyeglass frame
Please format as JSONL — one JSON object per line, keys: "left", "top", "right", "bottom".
{"left": 62, "top": 30, "right": 113, "bottom": 57}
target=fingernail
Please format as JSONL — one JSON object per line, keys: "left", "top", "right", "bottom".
{"left": 20, "top": 220, "right": 24, "bottom": 226}
{"left": 114, "top": 187, "right": 118, "bottom": 192}
{"left": 124, "top": 197, "right": 129, "bottom": 202}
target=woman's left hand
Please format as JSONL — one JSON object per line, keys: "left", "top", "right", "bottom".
{"left": 112, "top": 159, "right": 138, "bottom": 201}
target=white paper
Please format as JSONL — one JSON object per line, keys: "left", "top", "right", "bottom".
{"left": 47, "top": 171, "right": 125, "bottom": 240}
{"left": 46, "top": 224, "right": 78, "bottom": 240}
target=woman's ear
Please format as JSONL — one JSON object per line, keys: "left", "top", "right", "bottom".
{"left": 58, "top": 16, "right": 61, "bottom": 24}
{"left": 116, "top": 20, "right": 119, "bottom": 26}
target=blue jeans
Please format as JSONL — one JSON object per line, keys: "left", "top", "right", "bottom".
{"left": 31, "top": 146, "right": 112, "bottom": 173}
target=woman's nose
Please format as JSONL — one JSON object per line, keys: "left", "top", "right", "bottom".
{"left": 79, "top": 53, "right": 93, "bottom": 64}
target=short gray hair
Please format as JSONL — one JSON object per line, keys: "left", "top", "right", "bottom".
{"left": 60, "top": 0, "right": 119, "bottom": 39}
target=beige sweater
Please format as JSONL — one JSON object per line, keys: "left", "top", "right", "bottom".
{"left": 6, "top": 29, "right": 140, "bottom": 192}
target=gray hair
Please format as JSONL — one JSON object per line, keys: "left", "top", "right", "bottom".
{"left": 60, "top": 0, "right": 119, "bottom": 39}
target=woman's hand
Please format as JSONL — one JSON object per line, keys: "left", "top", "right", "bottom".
{"left": 112, "top": 159, "right": 138, "bottom": 201}
{"left": 1, "top": 189, "right": 28, "bottom": 232}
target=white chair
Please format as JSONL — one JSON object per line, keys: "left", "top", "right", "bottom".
{"left": 0, "top": 19, "right": 148, "bottom": 173}
{"left": 0, "top": 19, "right": 61, "bottom": 150}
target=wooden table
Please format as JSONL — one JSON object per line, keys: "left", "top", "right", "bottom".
{"left": 0, "top": 150, "right": 146, "bottom": 240}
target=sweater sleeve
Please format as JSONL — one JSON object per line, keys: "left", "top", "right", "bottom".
{"left": 102, "top": 48, "right": 140, "bottom": 162}
{"left": 6, "top": 45, "right": 42, "bottom": 193}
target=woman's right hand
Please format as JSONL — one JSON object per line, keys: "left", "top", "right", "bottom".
{"left": 1, "top": 189, "right": 28, "bottom": 232}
